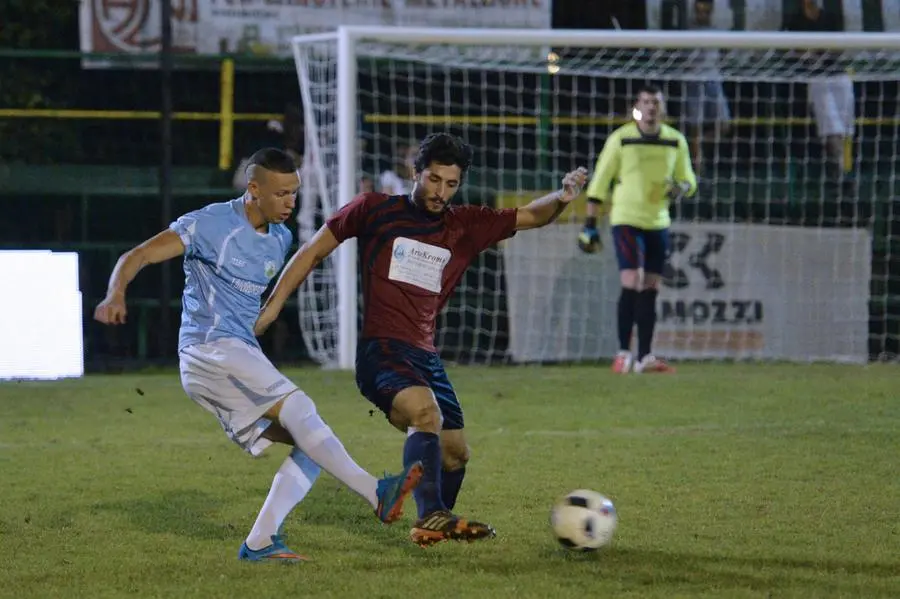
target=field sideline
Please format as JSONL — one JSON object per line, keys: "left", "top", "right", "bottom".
{"left": 1, "top": 364, "right": 898, "bottom": 598}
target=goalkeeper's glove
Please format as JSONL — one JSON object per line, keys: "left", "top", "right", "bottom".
{"left": 577, "top": 218, "right": 602, "bottom": 254}
{"left": 666, "top": 178, "right": 692, "bottom": 201}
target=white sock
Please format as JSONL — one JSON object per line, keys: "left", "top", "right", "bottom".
{"left": 278, "top": 392, "right": 379, "bottom": 509}
{"left": 246, "top": 449, "right": 320, "bottom": 551}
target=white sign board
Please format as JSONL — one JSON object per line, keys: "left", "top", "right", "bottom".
{"left": 0, "top": 251, "right": 85, "bottom": 380}
{"left": 503, "top": 223, "right": 871, "bottom": 364}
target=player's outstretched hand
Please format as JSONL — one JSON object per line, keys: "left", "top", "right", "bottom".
{"left": 560, "top": 167, "right": 589, "bottom": 203}
{"left": 94, "top": 294, "right": 127, "bottom": 325}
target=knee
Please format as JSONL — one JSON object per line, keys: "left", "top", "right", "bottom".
{"left": 620, "top": 270, "right": 640, "bottom": 290}
{"left": 442, "top": 443, "right": 470, "bottom": 471}
{"left": 403, "top": 399, "right": 443, "bottom": 433}
{"left": 273, "top": 390, "right": 317, "bottom": 424}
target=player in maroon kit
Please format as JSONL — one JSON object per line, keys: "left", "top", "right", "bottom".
{"left": 255, "top": 133, "right": 587, "bottom": 547}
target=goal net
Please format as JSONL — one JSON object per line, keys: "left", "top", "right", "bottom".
{"left": 292, "top": 27, "right": 900, "bottom": 369}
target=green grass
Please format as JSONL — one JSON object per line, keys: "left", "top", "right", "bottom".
{"left": 1, "top": 364, "right": 898, "bottom": 598}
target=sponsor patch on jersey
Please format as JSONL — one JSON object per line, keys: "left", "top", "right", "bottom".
{"left": 388, "top": 237, "right": 451, "bottom": 293}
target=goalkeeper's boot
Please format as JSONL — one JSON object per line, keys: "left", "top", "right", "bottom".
{"left": 238, "top": 535, "right": 309, "bottom": 563}
{"left": 410, "top": 510, "right": 497, "bottom": 548}
{"left": 612, "top": 351, "right": 633, "bottom": 374}
{"left": 634, "top": 355, "right": 675, "bottom": 374}
{"left": 374, "top": 461, "right": 424, "bottom": 524}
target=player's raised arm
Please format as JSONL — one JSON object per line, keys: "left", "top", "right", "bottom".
{"left": 94, "top": 230, "right": 186, "bottom": 325}
{"left": 254, "top": 224, "right": 340, "bottom": 336}
{"left": 579, "top": 134, "right": 621, "bottom": 253}
{"left": 514, "top": 167, "right": 588, "bottom": 231}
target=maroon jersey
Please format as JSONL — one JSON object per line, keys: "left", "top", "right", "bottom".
{"left": 326, "top": 192, "right": 518, "bottom": 352}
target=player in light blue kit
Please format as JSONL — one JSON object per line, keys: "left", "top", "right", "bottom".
{"left": 94, "top": 148, "right": 422, "bottom": 562}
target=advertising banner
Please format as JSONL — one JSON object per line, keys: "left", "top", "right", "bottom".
{"left": 197, "top": 0, "right": 551, "bottom": 56}
{"left": 79, "top": 0, "right": 551, "bottom": 59}
{"left": 502, "top": 223, "right": 871, "bottom": 364}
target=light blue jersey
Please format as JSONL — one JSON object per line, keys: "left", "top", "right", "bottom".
{"left": 169, "top": 197, "right": 293, "bottom": 351}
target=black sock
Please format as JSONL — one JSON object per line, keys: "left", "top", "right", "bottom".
{"left": 636, "top": 289, "right": 659, "bottom": 360}
{"left": 441, "top": 467, "right": 466, "bottom": 511}
{"left": 403, "top": 432, "right": 445, "bottom": 519}
{"left": 617, "top": 288, "right": 638, "bottom": 352}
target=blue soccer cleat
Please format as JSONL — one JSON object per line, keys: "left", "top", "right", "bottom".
{"left": 238, "top": 535, "right": 309, "bottom": 563}
{"left": 375, "top": 461, "right": 424, "bottom": 524}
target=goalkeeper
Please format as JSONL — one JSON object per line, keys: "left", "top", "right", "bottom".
{"left": 578, "top": 85, "right": 697, "bottom": 374}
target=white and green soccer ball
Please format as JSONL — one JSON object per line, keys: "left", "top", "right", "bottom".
{"left": 550, "top": 489, "right": 618, "bottom": 551}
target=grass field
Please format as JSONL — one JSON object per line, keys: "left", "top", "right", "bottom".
{"left": 1, "top": 364, "right": 898, "bottom": 598}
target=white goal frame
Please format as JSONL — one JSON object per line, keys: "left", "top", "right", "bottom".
{"left": 293, "top": 26, "right": 900, "bottom": 370}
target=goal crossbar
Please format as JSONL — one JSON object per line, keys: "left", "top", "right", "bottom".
{"left": 296, "top": 26, "right": 900, "bottom": 50}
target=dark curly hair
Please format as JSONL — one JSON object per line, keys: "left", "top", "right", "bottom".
{"left": 414, "top": 133, "right": 473, "bottom": 177}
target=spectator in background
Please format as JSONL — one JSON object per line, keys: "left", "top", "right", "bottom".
{"left": 782, "top": 0, "right": 854, "bottom": 182}
{"left": 684, "top": 0, "right": 731, "bottom": 175}
{"left": 379, "top": 142, "right": 416, "bottom": 195}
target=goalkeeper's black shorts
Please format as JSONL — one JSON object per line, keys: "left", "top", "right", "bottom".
{"left": 611, "top": 225, "right": 670, "bottom": 274}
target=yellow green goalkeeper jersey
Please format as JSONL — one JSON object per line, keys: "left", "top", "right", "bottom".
{"left": 586, "top": 122, "right": 697, "bottom": 230}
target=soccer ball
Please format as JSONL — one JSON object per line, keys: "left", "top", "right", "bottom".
{"left": 550, "top": 489, "right": 618, "bottom": 551}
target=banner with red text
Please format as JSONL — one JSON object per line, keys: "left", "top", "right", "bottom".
{"left": 79, "top": 0, "right": 551, "bottom": 61}
{"left": 79, "top": 1, "right": 199, "bottom": 58}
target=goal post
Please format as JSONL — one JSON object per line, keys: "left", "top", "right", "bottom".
{"left": 293, "top": 26, "right": 900, "bottom": 369}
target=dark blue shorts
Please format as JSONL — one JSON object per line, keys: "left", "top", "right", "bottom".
{"left": 611, "top": 225, "right": 670, "bottom": 275}
{"left": 355, "top": 338, "right": 464, "bottom": 430}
